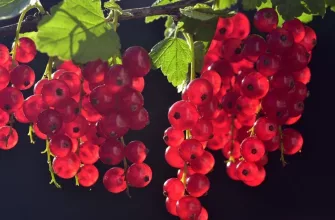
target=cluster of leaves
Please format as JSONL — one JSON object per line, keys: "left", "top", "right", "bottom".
{"left": 148, "top": 0, "right": 335, "bottom": 90}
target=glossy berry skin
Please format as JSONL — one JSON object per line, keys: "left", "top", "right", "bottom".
{"left": 103, "top": 167, "right": 127, "bottom": 193}
{"left": 57, "top": 60, "right": 81, "bottom": 76}
{"left": 0, "top": 44, "right": 9, "bottom": 65}
{"left": 256, "top": 53, "right": 280, "bottom": 77}
{"left": 119, "top": 87, "right": 144, "bottom": 114}
{"left": 81, "top": 95, "right": 102, "bottom": 123}
{"left": 130, "top": 107, "right": 150, "bottom": 130}
{"left": 64, "top": 115, "right": 89, "bottom": 138}
{"left": 81, "top": 124, "right": 106, "bottom": 145}
{"left": 15, "top": 37, "right": 37, "bottom": 63}
{"left": 50, "top": 134, "right": 72, "bottom": 157}
{"left": 0, "top": 109, "right": 9, "bottom": 126}
{"left": 104, "top": 64, "right": 131, "bottom": 93}
{"left": 163, "top": 127, "right": 184, "bottom": 148}
{"left": 99, "top": 138, "right": 124, "bottom": 165}
{"left": 253, "top": 8, "right": 278, "bottom": 33}
{"left": 57, "top": 71, "right": 81, "bottom": 96}
{"left": 254, "top": 117, "right": 278, "bottom": 141}
{"left": 0, "top": 66, "right": 10, "bottom": 90}
{"left": 0, "top": 87, "right": 24, "bottom": 113}
{"left": 267, "top": 28, "right": 294, "bottom": 54}
{"left": 186, "top": 173, "right": 210, "bottom": 197}
{"left": 14, "top": 107, "right": 29, "bottom": 124}
{"left": 99, "top": 112, "right": 129, "bottom": 138}
{"left": 79, "top": 141, "right": 100, "bottom": 165}
{"left": 176, "top": 196, "right": 202, "bottom": 219}
{"left": 122, "top": 46, "right": 151, "bottom": 77}
{"left": 214, "top": 17, "right": 234, "bottom": 40}
{"left": 220, "top": 38, "right": 244, "bottom": 62}
{"left": 282, "top": 43, "right": 310, "bottom": 71}
{"left": 168, "top": 101, "right": 199, "bottom": 131}
{"left": 33, "top": 79, "right": 48, "bottom": 94}
{"left": 9, "top": 65, "right": 35, "bottom": 90}
{"left": 292, "top": 67, "right": 311, "bottom": 85}
{"left": 269, "top": 72, "right": 295, "bottom": 93}
{"left": 236, "top": 96, "right": 259, "bottom": 116}
{"left": 0, "top": 126, "right": 18, "bottom": 150}
{"left": 186, "top": 79, "right": 213, "bottom": 106}
{"left": 36, "top": 109, "right": 63, "bottom": 136}
{"left": 283, "top": 19, "right": 305, "bottom": 43}
{"left": 131, "top": 76, "right": 145, "bottom": 92}
{"left": 241, "top": 72, "right": 269, "bottom": 99}
{"left": 222, "top": 140, "right": 241, "bottom": 160}
{"left": 226, "top": 161, "right": 239, "bottom": 181}
{"left": 52, "top": 152, "right": 80, "bottom": 179}
{"left": 165, "top": 146, "right": 185, "bottom": 168}
{"left": 241, "top": 137, "right": 266, "bottom": 162}
{"left": 163, "top": 178, "right": 185, "bottom": 200}
{"left": 166, "top": 198, "right": 178, "bottom": 216}
{"left": 236, "top": 161, "right": 258, "bottom": 182}
{"left": 244, "top": 166, "right": 266, "bottom": 187}
{"left": 179, "top": 139, "right": 204, "bottom": 162}
{"left": 200, "top": 70, "right": 221, "bottom": 95}
{"left": 283, "top": 128, "right": 303, "bottom": 155}
{"left": 190, "top": 119, "right": 213, "bottom": 142}
{"left": 300, "top": 26, "right": 317, "bottom": 51}
{"left": 190, "top": 151, "right": 215, "bottom": 175}
{"left": 77, "top": 164, "right": 99, "bottom": 187}
{"left": 198, "top": 97, "right": 221, "bottom": 120}
{"left": 242, "top": 34, "right": 267, "bottom": 62}
{"left": 82, "top": 59, "right": 108, "bottom": 83}
{"left": 41, "top": 79, "right": 71, "bottom": 107}
{"left": 230, "top": 13, "right": 250, "bottom": 40}
{"left": 89, "top": 85, "right": 116, "bottom": 115}
{"left": 126, "top": 163, "right": 152, "bottom": 188}
{"left": 208, "top": 59, "right": 234, "bottom": 78}
{"left": 54, "top": 98, "right": 79, "bottom": 123}
{"left": 125, "top": 141, "right": 148, "bottom": 163}
{"left": 23, "top": 94, "right": 49, "bottom": 122}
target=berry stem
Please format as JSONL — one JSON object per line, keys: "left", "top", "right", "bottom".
{"left": 11, "top": 1, "right": 45, "bottom": 61}
{"left": 27, "top": 124, "right": 35, "bottom": 144}
{"left": 228, "top": 116, "right": 236, "bottom": 163}
{"left": 120, "top": 137, "right": 131, "bottom": 198}
{"left": 43, "top": 57, "right": 54, "bottom": 80}
{"left": 278, "top": 126, "right": 287, "bottom": 167}
{"left": 45, "top": 139, "right": 61, "bottom": 188}
{"left": 74, "top": 175, "right": 79, "bottom": 186}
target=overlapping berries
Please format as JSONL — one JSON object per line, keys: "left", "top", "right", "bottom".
{"left": 0, "top": 36, "right": 152, "bottom": 193}
{"left": 162, "top": 8, "right": 315, "bottom": 219}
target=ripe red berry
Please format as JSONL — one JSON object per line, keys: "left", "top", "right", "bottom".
{"left": 125, "top": 140, "right": 148, "bottom": 163}
{"left": 50, "top": 134, "right": 72, "bottom": 157}
{"left": 0, "top": 126, "right": 18, "bottom": 150}
{"left": 292, "top": 67, "right": 311, "bottom": 85}
{"left": 220, "top": 38, "right": 244, "bottom": 62}
{"left": 208, "top": 59, "right": 234, "bottom": 78}
{"left": 190, "top": 151, "right": 215, "bottom": 175}
{"left": 77, "top": 164, "right": 99, "bottom": 187}
{"left": 82, "top": 59, "right": 108, "bottom": 83}
{"left": 78, "top": 141, "right": 100, "bottom": 165}
{"left": 129, "top": 107, "right": 150, "bottom": 130}
{"left": 299, "top": 26, "right": 317, "bottom": 51}
{"left": 269, "top": 72, "right": 295, "bottom": 92}
{"left": 230, "top": 12, "right": 250, "bottom": 39}
{"left": 57, "top": 71, "right": 81, "bottom": 96}
{"left": 253, "top": 8, "right": 278, "bottom": 33}
{"left": 54, "top": 98, "right": 79, "bottom": 123}
{"left": 0, "top": 109, "right": 9, "bottom": 126}
{"left": 244, "top": 166, "right": 266, "bottom": 187}
{"left": 267, "top": 28, "right": 294, "bottom": 54}
{"left": 190, "top": 119, "right": 213, "bottom": 142}
{"left": 222, "top": 140, "right": 241, "bottom": 160}
{"left": 104, "top": 64, "right": 131, "bottom": 93}
{"left": 163, "top": 127, "right": 184, "bottom": 148}
{"left": 0, "top": 66, "right": 10, "bottom": 90}
{"left": 241, "top": 137, "right": 265, "bottom": 162}
{"left": 241, "top": 72, "right": 269, "bottom": 99}
{"left": 15, "top": 37, "right": 37, "bottom": 63}
{"left": 256, "top": 53, "right": 281, "bottom": 77}
{"left": 122, "top": 46, "right": 151, "bottom": 77}
{"left": 242, "top": 34, "right": 267, "bottom": 62}
{"left": 185, "top": 79, "right": 214, "bottom": 106}
{"left": 254, "top": 117, "right": 278, "bottom": 141}
{"left": 0, "top": 44, "right": 9, "bottom": 65}
{"left": 52, "top": 152, "right": 80, "bottom": 179}
{"left": 214, "top": 17, "right": 234, "bottom": 40}
{"left": 131, "top": 76, "right": 145, "bottom": 92}
{"left": 168, "top": 100, "right": 199, "bottom": 131}
{"left": 283, "top": 18, "right": 306, "bottom": 43}
{"left": 200, "top": 70, "right": 221, "bottom": 95}
{"left": 236, "top": 96, "right": 260, "bottom": 116}
{"left": 226, "top": 161, "right": 239, "bottom": 181}
{"left": 165, "top": 146, "right": 185, "bottom": 168}
{"left": 99, "top": 138, "right": 124, "bottom": 165}
{"left": 176, "top": 196, "right": 202, "bottom": 219}
{"left": 23, "top": 94, "right": 49, "bottom": 122}
{"left": 163, "top": 178, "right": 185, "bottom": 200}
{"left": 57, "top": 60, "right": 81, "bottom": 76}
{"left": 41, "top": 79, "right": 71, "bottom": 107}
{"left": 103, "top": 167, "right": 127, "bottom": 193}
{"left": 99, "top": 112, "right": 129, "bottom": 138}
{"left": 36, "top": 109, "right": 63, "bottom": 136}
{"left": 126, "top": 163, "right": 152, "bottom": 188}
{"left": 10, "top": 65, "right": 35, "bottom": 90}
{"left": 179, "top": 139, "right": 204, "bottom": 162}
{"left": 89, "top": 85, "right": 116, "bottom": 115}
{"left": 0, "top": 87, "right": 24, "bottom": 113}
{"left": 186, "top": 173, "right": 210, "bottom": 197}
{"left": 165, "top": 198, "right": 178, "bottom": 216}
{"left": 119, "top": 87, "right": 144, "bottom": 114}
{"left": 236, "top": 161, "right": 258, "bottom": 181}
{"left": 282, "top": 128, "right": 303, "bottom": 155}
{"left": 64, "top": 115, "right": 89, "bottom": 138}
{"left": 282, "top": 43, "right": 310, "bottom": 71}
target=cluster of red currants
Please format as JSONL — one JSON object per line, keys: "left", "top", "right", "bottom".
{"left": 0, "top": 38, "right": 153, "bottom": 192}
{"left": 162, "top": 8, "right": 315, "bottom": 219}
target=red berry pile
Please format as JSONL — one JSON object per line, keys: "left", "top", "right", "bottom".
{"left": 162, "top": 8, "right": 315, "bottom": 219}
{"left": 0, "top": 38, "right": 152, "bottom": 192}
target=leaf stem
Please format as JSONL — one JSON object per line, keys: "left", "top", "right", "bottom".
{"left": 278, "top": 126, "right": 287, "bottom": 167}
{"left": 120, "top": 137, "right": 131, "bottom": 198}
{"left": 27, "top": 124, "right": 35, "bottom": 144}
{"left": 11, "top": 1, "right": 45, "bottom": 61}
{"left": 183, "top": 32, "right": 196, "bottom": 81}
{"left": 45, "top": 139, "right": 61, "bottom": 188}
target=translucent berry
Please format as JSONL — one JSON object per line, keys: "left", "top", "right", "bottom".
{"left": 190, "top": 151, "right": 215, "bottom": 175}
{"left": 82, "top": 59, "right": 108, "bottom": 83}
{"left": 52, "top": 152, "right": 80, "bottom": 179}
{"left": 222, "top": 140, "right": 241, "bottom": 159}
{"left": 0, "top": 87, "right": 24, "bottom": 113}
{"left": 186, "top": 173, "right": 210, "bottom": 197}
{"left": 186, "top": 79, "right": 214, "bottom": 106}
{"left": 64, "top": 115, "right": 89, "bottom": 138}
{"left": 50, "top": 134, "right": 73, "bottom": 157}
{"left": 77, "top": 164, "right": 99, "bottom": 187}
{"left": 99, "top": 112, "right": 129, "bottom": 138}
{"left": 176, "top": 196, "right": 202, "bottom": 219}
{"left": 125, "top": 141, "right": 148, "bottom": 163}
{"left": 0, "top": 66, "right": 10, "bottom": 90}
{"left": 79, "top": 141, "right": 100, "bottom": 165}
{"left": 99, "top": 138, "right": 124, "bottom": 165}
{"left": 166, "top": 198, "right": 178, "bottom": 216}
{"left": 130, "top": 107, "right": 150, "bottom": 130}
{"left": 256, "top": 53, "right": 280, "bottom": 77}
{"left": 236, "top": 161, "right": 258, "bottom": 181}
{"left": 214, "top": 17, "right": 234, "bottom": 40}
{"left": 168, "top": 101, "right": 199, "bottom": 131}
{"left": 23, "top": 94, "right": 49, "bottom": 122}
{"left": 283, "top": 18, "right": 305, "bottom": 43}
{"left": 165, "top": 146, "right": 184, "bottom": 168}
{"left": 122, "top": 46, "right": 151, "bottom": 77}
{"left": 0, "top": 44, "right": 9, "bottom": 65}
{"left": 242, "top": 34, "right": 267, "bottom": 62}
{"left": 179, "top": 139, "right": 204, "bottom": 162}
{"left": 230, "top": 12, "right": 250, "bottom": 39}
{"left": 41, "top": 79, "right": 71, "bottom": 107}
{"left": 283, "top": 128, "right": 303, "bottom": 155}
{"left": 267, "top": 28, "right": 294, "bottom": 54}
{"left": 126, "top": 163, "right": 152, "bottom": 188}
{"left": 54, "top": 98, "right": 79, "bottom": 123}
{"left": 163, "top": 178, "right": 185, "bottom": 200}
{"left": 163, "top": 127, "right": 184, "bottom": 148}
{"left": 15, "top": 37, "right": 37, "bottom": 63}
{"left": 226, "top": 161, "right": 239, "bottom": 181}
{"left": 37, "top": 109, "right": 63, "bottom": 136}
{"left": 190, "top": 119, "right": 213, "bottom": 142}
{"left": 241, "top": 137, "right": 265, "bottom": 162}
{"left": 220, "top": 38, "right": 244, "bottom": 62}
{"left": 241, "top": 72, "right": 269, "bottom": 99}
{"left": 103, "top": 167, "right": 127, "bottom": 193}
{"left": 254, "top": 8, "right": 278, "bottom": 33}
{"left": 57, "top": 71, "right": 81, "bottom": 96}
{"left": 254, "top": 117, "right": 278, "bottom": 141}
{"left": 0, "top": 126, "right": 18, "bottom": 150}
{"left": 300, "top": 26, "right": 317, "bottom": 51}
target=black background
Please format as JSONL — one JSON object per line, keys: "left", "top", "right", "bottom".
{"left": 0, "top": 0, "right": 334, "bottom": 219}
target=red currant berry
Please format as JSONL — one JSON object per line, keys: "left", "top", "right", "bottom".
{"left": 185, "top": 79, "right": 213, "bottom": 106}
{"left": 131, "top": 76, "right": 145, "bottom": 92}
{"left": 283, "top": 128, "right": 303, "bottom": 155}
{"left": 292, "top": 67, "right": 311, "bottom": 85}
{"left": 104, "top": 64, "right": 131, "bottom": 93}
{"left": 200, "top": 70, "right": 221, "bottom": 95}
{"left": 99, "top": 138, "right": 124, "bottom": 165}
{"left": 190, "top": 119, "right": 213, "bottom": 142}
{"left": 122, "top": 46, "right": 151, "bottom": 77}
{"left": 163, "top": 178, "right": 185, "bottom": 200}
{"left": 256, "top": 53, "right": 280, "bottom": 77}
{"left": 241, "top": 137, "right": 265, "bottom": 162}
{"left": 166, "top": 198, "right": 178, "bottom": 216}
{"left": 41, "top": 79, "right": 71, "bottom": 107}
{"left": 254, "top": 117, "right": 278, "bottom": 141}
{"left": 57, "top": 60, "right": 81, "bottom": 76}
{"left": 220, "top": 38, "right": 244, "bottom": 62}
{"left": 186, "top": 173, "right": 210, "bottom": 197}
{"left": 282, "top": 43, "right": 310, "bottom": 71}
{"left": 214, "top": 17, "right": 234, "bottom": 40}
{"left": 0, "top": 126, "right": 18, "bottom": 150}
{"left": 129, "top": 107, "right": 150, "bottom": 130}
{"left": 267, "top": 28, "right": 294, "bottom": 54}
{"left": 236, "top": 96, "right": 260, "bottom": 116}
{"left": 103, "top": 167, "right": 127, "bottom": 193}
{"left": 77, "top": 164, "right": 99, "bottom": 187}
{"left": 241, "top": 72, "right": 269, "bottom": 99}
{"left": 222, "top": 140, "right": 241, "bottom": 160}
{"left": 244, "top": 166, "right": 266, "bottom": 187}
{"left": 0, "top": 44, "right": 9, "bottom": 65}
{"left": 299, "top": 26, "right": 317, "bottom": 51}
{"left": 78, "top": 141, "right": 100, "bottom": 165}
{"left": 37, "top": 109, "right": 63, "bottom": 136}
{"left": 176, "top": 196, "right": 202, "bottom": 219}
{"left": 283, "top": 18, "right": 306, "bottom": 43}
{"left": 15, "top": 37, "right": 37, "bottom": 63}
{"left": 242, "top": 34, "right": 267, "bottom": 62}
{"left": 57, "top": 71, "right": 81, "bottom": 96}
{"left": 163, "top": 127, "right": 184, "bottom": 147}
{"left": 226, "top": 161, "right": 239, "bottom": 181}
{"left": 165, "top": 146, "right": 185, "bottom": 168}
{"left": 54, "top": 98, "right": 79, "bottom": 123}
{"left": 254, "top": 8, "right": 278, "bottom": 33}
{"left": 23, "top": 94, "right": 49, "bottom": 122}
{"left": 52, "top": 152, "right": 80, "bottom": 179}
{"left": 126, "top": 163, "right": 152, "bottom": 188}
{"left": 89, "top": 85, "right": 116, "bottom": 115}
{"left": 50, "top": 134, "right": 72, "bottom": 157}
{"left": 125, "top": 140, "right": 148, "bottom": 163}
{"left": 82, "top": 59, "right": 108, "bottom": 83}
{"left": 190, "top": 151, "right": 215, "bottom": 175}
{"left": 0, "top": 87, "right": 24, "bottom": 113}
{"left": 230, "top": 12, "right": 250, "bottom": 39}
{"left": 179, "top": 139, "right": 204, "bottom": 162}
{"left": 99, "top": 112, "right": 129, "bottom": 138}
{"left": 168, "top": 101, "right": 199, "bottom": 131}
{"left": 236, "top": 161, "right": 258, "bottom": 181}
{"left": 64, "top": 115, "right": 89, "bottom": 138}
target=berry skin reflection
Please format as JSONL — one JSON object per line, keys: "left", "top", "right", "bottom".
{"left": 162, "top": 8, "right": 314, "bottom": 220}
{"left": 0, "top": 38, "right": 153, "bottom": 194}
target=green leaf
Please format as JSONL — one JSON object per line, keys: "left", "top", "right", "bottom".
{"left": 104, "top": 0, "right": 122, "bottom": 11}
{"left": 216, "top": 0, "right": 237, "bottom": 9}
{"left": 19, "top": 31, "right": 38, "bottom": 42}
{"left": 298, "top": 12, "right": 313, "bottom": 23}
{"left": 326, "top": 0, "right": 335, "bottom": 6}
{"left": 303, "top": 0, "right": 326, "bottom": 16}
{"left": 276, "top": 0, "right": 305, "bottom": 20}
{"left": 180, "top": 3, "right": 231, "bottom": 21}
{"left": 164, "top": 16, "right": 177, "bottom": 38}
{"left": 242, "top": 0, "right": 267, "bottom": 10}
{"left": 0, "top": 0, "right": 32, "bottom": 20}
{"left": 256, "top": 0, "right": 272, "bottom": 10}
{"left": 332, "top": 6, "right": 335, "bottom": 12}
{"left": 149, "top": 38, "right": 192, "bottom": 87}
{"left": 194, "top": 41, "right": 206, "bottom": 73}
{"left": 36, "top": 0, "right": 120, "bottom": 64}
{"left": 179, "top": 17, "right": 218, "bottom": 42}
{"left": 145, "top": 0, "right": 179, "bottom": 23}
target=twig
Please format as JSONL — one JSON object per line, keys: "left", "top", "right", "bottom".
{"left": 0, "top": 0, "right": 207, "bottom": 37}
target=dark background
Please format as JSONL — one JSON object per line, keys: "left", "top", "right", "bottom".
{"left": 0, "top": 0, "right": 334, "bottom": 219}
